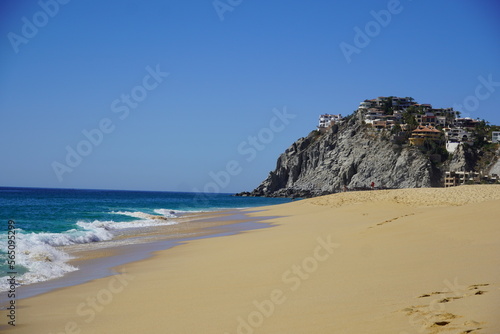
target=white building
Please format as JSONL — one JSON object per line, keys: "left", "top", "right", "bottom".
{"left": 492, "top": 131, "right": 500, "bottom": 143}
{"left": 359, "top": 96, "right": 416, "bottom": 112}
{"left": 455, "top": 117, "right": 479, "bottom": 128}
{"left": 364, "top": 108, "right": 384, "bottom": 124}
{"left": 391, "top": 97, "right": 414, "bottom": 109}
{"left": 445, "top": 128, "right": 472, "bottom": 143}
{"left": 318, "top": 114, "right": 342, "bottom": 131}
{"left": 435, "top": 116, "right": 447, "bottom": 127}
{"left": 444, "top": 128, "right": 473, "bottom": 153}
{"left": 358, "top": 101, "right": 374, "bottom": 110}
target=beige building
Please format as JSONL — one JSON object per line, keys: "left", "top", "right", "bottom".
{"left": 409, "top": 125, "right": 442, "bottom": 146}
{"left": 445, "top": 171, "right": 498, "bottom": 187}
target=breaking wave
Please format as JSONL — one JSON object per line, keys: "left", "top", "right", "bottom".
{"left": 0, "top": 210, "right": 179, "bottom": 292}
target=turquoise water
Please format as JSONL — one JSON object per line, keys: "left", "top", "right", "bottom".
{"left": 0, "top": 187, "right": 290, "bottom": 290}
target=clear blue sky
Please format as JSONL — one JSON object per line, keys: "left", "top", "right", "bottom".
{"left": 1, "top": 0, "right": 499, "bottom": 193}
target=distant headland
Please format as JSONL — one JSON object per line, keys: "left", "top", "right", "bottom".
{"left": 238, "top": 96, "right": 500, "bottom": 198}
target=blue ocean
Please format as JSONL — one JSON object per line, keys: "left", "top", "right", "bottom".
{"left": 0, "top": 187, "right": 290, "bottom": 291}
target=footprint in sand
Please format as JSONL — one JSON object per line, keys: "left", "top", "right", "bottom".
{"left": 431, "top": 321, "right": 450, "bottom": 327}
{"left": 403, "top": 283, "right": 491, "bottom": 333}
{"left": 462, "top": 320, "right": 482, "bottom": 333}
{"left": 372, "top": 213, "right": 415, "bottom": 228}
{"left": 418, "top": 291, "right": 449, "bottom": 298}
{"left": 467, "top": 284, "right": 489, "bottom": 296}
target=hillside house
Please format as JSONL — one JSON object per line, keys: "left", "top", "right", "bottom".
{"left": 318, "top": 114, "right": 343, "bottom": 132}
{"left": 492, "top": 131, "right": 500, "bottom": 143}
{"left": 455, "top": 117, "right": 479, "bottom": 129}
{"left": 391, "top": 97, "right": 414, "bottom": 110}
{"left": 358, "top": 96, "right": 416, "bottom": 113}
{"left": 409, "top": 125, "right": 442, "bottom": 146}
{"left": 430, "top": 108, "right": 453, "bottom": 116}
{"left": 372, "top": 120, "right": 396, "bottom": 130}
{"left": 364, "top": 109, "right": 384, "bottom": 124}
{"left": 416, "top": 112, "right": 437, "bottom": 127}
{"left": 359, "top": 100, "right": 375, "bottom": 110}
{"left": 444, "top": 128, "right": 473, "bottom": 153}
{"left": 414, "top": 104, "right": 433, "bottom": 112}
{"left": 445, "top": 128, "right": 472, "bottom": 143}
{"left": 435, "top": 116, "right": 447, "bottom": 127}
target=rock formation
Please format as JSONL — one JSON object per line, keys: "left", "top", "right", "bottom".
{"left": 239, "top": 113, "right": 498, "bottom": 198}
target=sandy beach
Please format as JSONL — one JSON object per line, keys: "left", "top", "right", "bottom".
{"left": 3, "top": 185, "right": 500, "bottom": 333}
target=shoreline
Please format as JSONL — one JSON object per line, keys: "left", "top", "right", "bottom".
{"left": 0, "top": 209, "right": 278, "bottom": 305}
{"left": 2, "top": 185, "right": 500, "bottom": 333}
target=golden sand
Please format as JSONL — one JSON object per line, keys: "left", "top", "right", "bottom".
{"left": 2, "top": 185, "right": 499, "bottom": 333}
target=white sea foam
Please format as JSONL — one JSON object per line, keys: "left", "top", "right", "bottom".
{"left": 153, "top": 208, "right": 210, "bottom": 217}
{"left": 25, "top": 223, "right": 114, "bottom": 247}
{"left": 153, "top": 209, "right": 179, "bottom": 217}
{"left": 0, "top": 210, "right": 178, "bottom": 292}
{"left": 0, "top": 220, "right": 121, "bottom": 291}
{"left": 0, "top": 232, "right": 78, "bottom": 291}
{"left": 112, "top": 211, "right": 159, "bottom": 220}
{"left": 109, "top": 211, "right": 181, "bottom": 228}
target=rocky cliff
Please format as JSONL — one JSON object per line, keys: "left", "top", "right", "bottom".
{"left": 240, "top": 114, "right": 470, "bottom": 198}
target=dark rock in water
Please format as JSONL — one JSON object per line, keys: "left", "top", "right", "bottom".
{"left": 234, "top": 192, "right": 251, "bottom": 197}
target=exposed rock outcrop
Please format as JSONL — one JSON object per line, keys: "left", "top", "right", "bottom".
{"left": 485, "top": 148, "right": 500, "bottom": 176}
{"left": 489, "top": 157, "right": 500, "bottom": 176}
{"left": 444, "top": 144, "right": 477, "bottom": 172}
{"left": 242, "top": 115, "right": 444, "bottom": 198}
{"left": 444, "top": 142, "right": 500, "bottom": 176}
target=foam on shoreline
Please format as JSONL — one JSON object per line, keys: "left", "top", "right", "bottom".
{"left": 0, "top": 209, "right": 182, "bottom": 292}
{"left": 0, "top": 209, "right": 270, "bottom": 303}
